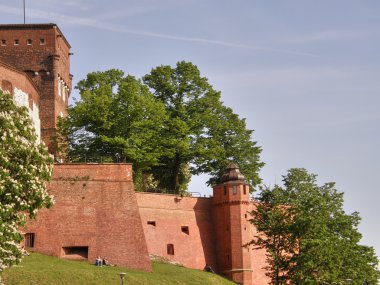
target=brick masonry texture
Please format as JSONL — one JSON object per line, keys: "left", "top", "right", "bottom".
{"left": 136, "top": 192, "right": 218, "bottom": 270}
{"left": 24, "top": 165, "right": 269, "bottom": 284}
{"left": 25, "top": 164, "right": 152, "bottom": 271}
{"left": 0, "top": 61, "right": 40, "bottom": 107}
{"left": 0, "top": 24, "right": 71, "bottom": 153}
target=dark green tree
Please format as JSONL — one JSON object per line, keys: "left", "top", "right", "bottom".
{"left": 249, "top": 168, "right": 380, "bottom": 285}
{"left": 143, "top": 61, "right": 263, "bottom": 191}
{"left": 63, "top": 69, "right": 172, "bottom": 190}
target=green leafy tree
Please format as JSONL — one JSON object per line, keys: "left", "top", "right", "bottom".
{"left": 143, "top": 61, "right": 263, "bottom": 191}
{"left": 63, "top": 69, "right": 171, "bottom": 190}
{"left": 249, "top": 168, "right": 380, "bottom": 285}
{"left": 0, "top": 90, "right": 53, "bottom": 280}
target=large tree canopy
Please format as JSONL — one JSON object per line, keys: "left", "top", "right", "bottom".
{"left": 0, "top": 90, "right": 53, "bottom": 277}
{"left": 249, "top": 168, "right": 380, "bottom": 284}
{"left": 61, "top": 69, "right": 171, "bottom": 189}
{"left": 143, "top": 61, "right": 263, "bottom": 191}
{"left": 63, "top": 62, "right": 263, "bottom": 193}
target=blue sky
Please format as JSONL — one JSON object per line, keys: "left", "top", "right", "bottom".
{"left": 1, "top": 0, "right": 379, "bottom": 258}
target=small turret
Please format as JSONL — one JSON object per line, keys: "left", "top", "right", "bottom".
{"left": 212, "top": 162, "right": 252, "bottom": 285}
{"left": 220, "top": 162, "right": 246, "bottom": 183}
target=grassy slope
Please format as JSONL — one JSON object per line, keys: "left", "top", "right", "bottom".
{"left": 2, "top": 253, "right": 234, "bottom": 285}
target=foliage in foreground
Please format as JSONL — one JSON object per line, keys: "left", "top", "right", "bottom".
{"left": 2, "top": 253, "right": 234, "bottom": 285}
{"left": 60, "top": 62, "right": 263, "bottom": 193}
{"left": 0, "top": 91, "right": 53, "bottom": 275}
{"left": 248, "top": 168, "right": 380, "bottom": 285}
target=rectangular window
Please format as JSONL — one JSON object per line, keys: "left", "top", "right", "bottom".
{"left": 147, "top": 221, "right": 156, "bottom": 226}
{"left": 223, "top": 186, "right": 227, "bottom": 195}
{"left": 27, "top": 39, "right": 33, "bottom": 45}
{"left": 167, "top": 244, "right": 174, "bottom": 255}
{"left": 243, "top": 185, "right": 246, "bottom": 195}
{"left": 1, "top": 40, "right": 6, "bottom": 46}
{"left": 40, "top": 38, "right": 45, "bottom": 45}
{"left": 181, "top": 226, "right": 189, "bottom": 235}
{"left": 25, "top": 233, "right": 35, "bottom": 248}
{"left": 233, "top": 185, "right": 237, "bottom": 195}
{"left": 62, "top": 246, "right": 88, "bottom": 260}
{"left": 14, "top": 39, "right": 19, "bottom": 45}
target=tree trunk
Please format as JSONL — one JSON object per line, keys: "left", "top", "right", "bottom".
{"left": 142, "top": 172, "right": 147, "bottom": 192}
{"left": 171, "top": 154, "right": 181, "bottom": 194}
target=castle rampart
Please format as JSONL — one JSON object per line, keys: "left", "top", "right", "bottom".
{"left": 136, "top": 192, "right": 218, "bottom": 270}
{"left": 24, "top": 164, "right": 152, "bottom": 271}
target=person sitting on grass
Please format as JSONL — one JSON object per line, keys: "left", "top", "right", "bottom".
{"left": 95, "top": 256, "right": 103, "bottom": 266}
{"left": 103, "top": 257, "right": 115, "bottom": 266}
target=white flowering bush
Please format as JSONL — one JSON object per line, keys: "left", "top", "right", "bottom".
{"left": 0, "top": 89, "right": 53, "bottom": 276}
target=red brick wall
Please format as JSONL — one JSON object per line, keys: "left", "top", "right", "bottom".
{"left": 0, "top": 62, "right": 40, "bottom": 108}
{"left": 25, "top": 163, "right": 151, "bottom": 271}
{"left": 213, "top": 182, "right": 270, "bottom": 285}
{"left": 22, "top": 162, "right": 269, "bottom": 283}
{"left": 0, "top": 24, "right": 71, "bottom": 153}
{"left": 248, "top": 202, "right": 270, "bottom": 285}
{"left": 136, "top": 192, "right": 218, "bottom": 271}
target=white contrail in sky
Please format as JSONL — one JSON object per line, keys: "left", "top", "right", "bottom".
{"left": 0, "top": 4, "right": 320, "bottom": 58}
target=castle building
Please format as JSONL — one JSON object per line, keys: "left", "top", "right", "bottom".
{"left": 0, "top": 23, "right": 72, "bottom": 152}
{"left": 0, "top": 24, "right": 269, "bottom": 285}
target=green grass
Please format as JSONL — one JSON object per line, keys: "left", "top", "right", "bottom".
{"left": 2, "top": 253, "right": 234, "bottom": 285}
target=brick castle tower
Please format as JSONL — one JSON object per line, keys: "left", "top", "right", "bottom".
{"left": 0, "top": 24, "right": 72, "bottom": 153}
{"left": 212, "top": 163, "right": 253, "bottom": 285}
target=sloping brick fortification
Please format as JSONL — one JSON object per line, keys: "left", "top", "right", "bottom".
{"left": 25, "top": 164, "right": 152, "bottom": 271}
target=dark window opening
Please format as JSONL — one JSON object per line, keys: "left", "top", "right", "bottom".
{"left": 233, "top": 185, "right": 237, "bottom": 195}
{"left": 244, "top": 214, "right": 247, "bottom": 219}
{"left": 14, "top": 39, "right": 19, "bottom": 45}
{"left": 243, "top": 185, "right": 246, "bottom": 195}
{"left": 167, "top": 244, "right": 174, "bottom": 255}
{"left": 223, "top": 185, "right": 227, "bottom": 195}
{"left": 62, "top": 246, "right": 88, "bottom": 260}
{"left": 181, "top": 226, "right": 189, "bottom": 235}
{"left": 27, "top": 39, "right": 32, "bottom": 45}
{"left": 25, "top": 233, "right": 35, "bottom": 248}
{"left": 1, "top": 40, "right": 6, "bottom": 46}
{"left": 40, "top": 38, "right": 45, "bottom": 45}
{"left": 147, "top": 221, "right": 156, "bottom": 226}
